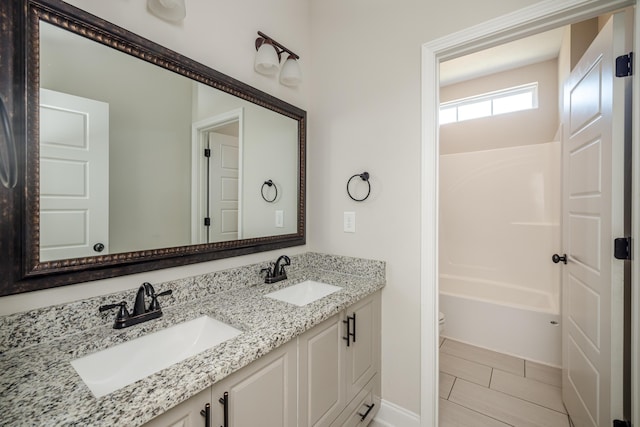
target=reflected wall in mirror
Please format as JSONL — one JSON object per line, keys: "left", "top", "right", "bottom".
{"left": 0, "top": 0, "right": 305, "bottom": 295}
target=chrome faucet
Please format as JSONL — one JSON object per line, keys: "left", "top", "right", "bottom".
{"left": 261, "top": 255, "right": 291, "bottom": 284}
{"left": 100, "top": 282, "right": 172, "bottom": 329}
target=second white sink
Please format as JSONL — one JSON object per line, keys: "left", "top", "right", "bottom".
{"left": 71, "top": 315, "right": 241, "bottom": 398}
{"left": 265, "top": 280, "right": 342, "bottom": 306}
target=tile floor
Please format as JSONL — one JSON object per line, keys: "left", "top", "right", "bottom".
{"left": 439, "top": 338, "right": 570, "bottom": 427}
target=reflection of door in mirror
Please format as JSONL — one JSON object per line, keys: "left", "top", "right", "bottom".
{"left": 192, "top": 110, "right": 243, "bottom": 244}
{"left": 206, "top": 124, "right": 240, "bottom": 243}
{"left": 39, "top": 88, "right": 109, "bottom": 261}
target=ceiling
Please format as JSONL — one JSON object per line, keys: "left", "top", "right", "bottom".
{"left": 439, "top": 27, "right": 566, "bottom": 87}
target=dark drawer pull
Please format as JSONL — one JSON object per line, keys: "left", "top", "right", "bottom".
{"left": 358, "top": 402, "right": 375, "bottom": 422}
{"left": 343, "top": 313, "right": 356, "bottom": 346}
{"left": 219, "top": 391, "right": 229, "bottom": 427}
{"left": 200, "top": 403, "right": 211, "bottom": 427}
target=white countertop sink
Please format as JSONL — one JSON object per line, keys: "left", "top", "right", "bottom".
{"left": 265, "top": 280, "right": 342, "bottom": 306}
{"left": 71, "top": 315, "right": 241, "bottom": 398}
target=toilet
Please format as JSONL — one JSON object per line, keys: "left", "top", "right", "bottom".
{"left": 439, "top": 311, "right": 445, "bottom": 334}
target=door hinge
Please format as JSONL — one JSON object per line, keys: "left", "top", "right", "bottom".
{"left": 613, "top": 420, "right": 631, "bottom": 427}
{"left": 204, "top": 217, "right": 211, "bottom": 227}
{"left": 613, "top": 237, "right": 631, "bottom": 260}
{"left": 204, "top": 148, "right": 211, "bottom": 158}
{"left": 615, "top": 52, "right": 633, "bottom": 77}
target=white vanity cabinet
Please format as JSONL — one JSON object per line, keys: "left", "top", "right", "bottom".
{"left": 298, "top": 291, "right": 381, "bottom": 427}
{"left": 144, "top": 291, "right": 380, "bottom": 427}
{"left": 209, "top": 339, "right": 298, "bottom": 427}
{"left": 143, "top": 388, "right": 211, "bottom": 427}
{"left": 144, "top": 340, "right": 297, "bottom": 427}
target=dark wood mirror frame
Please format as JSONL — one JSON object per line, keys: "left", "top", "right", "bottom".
{"left": 0, "top": 0, "right": 306, "bottom": 296}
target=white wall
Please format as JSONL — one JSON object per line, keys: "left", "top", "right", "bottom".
{"left": 308, "top": 0, "right": 543, "bottom": 415}
{"left": 440, "top": 59, "right": 559, "bottom": 154}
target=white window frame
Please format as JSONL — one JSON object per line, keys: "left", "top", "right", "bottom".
{"left": 439, "top": 82, "right": 538, "bottom": 124}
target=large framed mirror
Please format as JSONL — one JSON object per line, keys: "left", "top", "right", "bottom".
{"left": 0, "top": 0, "right": 306, "bottom": 296}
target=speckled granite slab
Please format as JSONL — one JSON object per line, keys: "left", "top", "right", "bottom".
{"left": 0, "top": 252, "right": 384, "bottom": 426}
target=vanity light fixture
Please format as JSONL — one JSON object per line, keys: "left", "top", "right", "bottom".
{"left": 254, "top": 31, "right": 302, "bottom": 86}
{"left": 147, "top": 0, "right": 186, "bottom": 22}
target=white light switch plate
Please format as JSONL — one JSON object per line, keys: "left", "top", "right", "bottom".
{"left": 275, "top": 210, "right": 284, "bottom": 228}
{"left": 344, "top": 211, "right": 356, "bottom": 233}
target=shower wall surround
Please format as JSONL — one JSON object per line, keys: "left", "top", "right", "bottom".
{"left": 439, "top": 141, "right": 561, "bottom": 307}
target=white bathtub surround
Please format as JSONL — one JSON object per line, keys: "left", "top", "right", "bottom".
{"left": 438, "top": 142, "right": 562, "bottom": 365}
{"left": 440, "top": 275, "right": 561, "bottom": 366}
{"left": 439, "top": 141, "right": 561, "bottom": 303}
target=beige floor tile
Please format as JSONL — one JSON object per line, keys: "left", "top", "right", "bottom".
{"left": 439, "top": 398, "right": 511, "bottom": 427}
{"left": 450, "top": 379, "right": 570, "bottom": 427}
{"left": 440, "top": 352, "right": 492, "bottom": 387}
{"left": 491, "top": 369, "right": 566, "bottom": 413}
{"left": 440, "top": 372, "right": 456, "bottom": 399}
{"left": 441, "top": 339, "right": 524, "bottom": 376}
{"left": 526, "top": 361, "right": 562, "bottom": 388}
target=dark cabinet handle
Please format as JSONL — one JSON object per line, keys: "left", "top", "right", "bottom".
{"left": 352, "top": 312, "right": 357, "bottom": 343}
{"left": 0, "top": 96, "right": 18, "bottom": 189}
{"left": 200, "top": 403, "right": 211, "bottom": 427}
{"left": 93, "top": 243, "right": 105, "bottom": 252}
{"left": 219, "top": 391, "right": 228, "bottom": 427}
{"left": 552, "top": 253, "right": 567, "bottom": 264}
{"left": 343, "top": 313, "right": 356, "bottom": 347}
{"left": 358, "top": 403, "right": 375, "bottom": 421}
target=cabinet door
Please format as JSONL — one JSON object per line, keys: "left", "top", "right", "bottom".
{"left": 143, "top": 388, "right": 211, "bottom": 427}
{"left": 210, "top": 340, "right": 297, "bottom": 427}
{"left": 345, "top": 292, "right": 380, "bottom": 402}
{"left": 298, "top": 313, "right": 346, "bottom": 427}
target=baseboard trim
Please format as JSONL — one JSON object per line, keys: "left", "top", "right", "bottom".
{"left": 371, "top": 399, "right": 420, "bottom": 427}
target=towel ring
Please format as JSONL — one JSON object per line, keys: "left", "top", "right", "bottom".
{"left": 261, "top": 179, "right": 278, "bottom": 203}
{"left": 0, "top": 96, "right": 18, "bottom": 189}
{"left": 347, "top": 172, "right": 371, "bottom": 202}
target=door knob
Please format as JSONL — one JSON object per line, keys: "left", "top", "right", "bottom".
{"left": 93, "top": 243, "right": 105, "bottom": 252}
{"left": 552, "top": 253, "right": 567, "bottom": 264}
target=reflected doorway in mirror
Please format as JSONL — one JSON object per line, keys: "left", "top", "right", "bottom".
{"left": 191, "top": 109, "right": 243, "bottom": 244}
{"left": 39, "top": 88, "right": 109, "bottom": 262}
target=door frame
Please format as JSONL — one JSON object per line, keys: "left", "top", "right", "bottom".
{"left": 190, "top": 108, "right": 244, "bottom": 244}
{"left": 419, "top": 0, "right": 639, "bottom": 425}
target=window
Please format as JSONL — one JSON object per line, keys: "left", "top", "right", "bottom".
{"left": 439, "top": 83, "right": 538, "bottom": 125}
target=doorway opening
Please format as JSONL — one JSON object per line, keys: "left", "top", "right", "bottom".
{"left": 191, "top": 109, "right": 244, "bottom": 244}
{"left": 420, "top": 2, "right": 638, "bottom": 426}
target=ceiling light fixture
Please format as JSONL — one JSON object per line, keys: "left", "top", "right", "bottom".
{"left": 254, "top": 31, "right": 302, "bottom": 86}
{"left": 147, "top": 0, "right": 186, "bottom": 22}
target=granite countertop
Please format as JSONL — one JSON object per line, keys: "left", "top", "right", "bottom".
{"left": 0, "top": 259, "right": 384, "bottom": 426}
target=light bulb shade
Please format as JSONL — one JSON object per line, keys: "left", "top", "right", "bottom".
{"left": 147, "top": 0, "right": 186, "bottom": 22}
{"left": 279, "top": 56, "right": 302, "bottom": 86}
{"left": 254, "top": 41, "right": 280, "bottom": 76}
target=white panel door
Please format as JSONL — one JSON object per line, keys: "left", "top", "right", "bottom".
{"left": 208, "top": 131, "right": 239, "bottom": 243}
{"left": 39, "top": 88, "right": 109, "bottom": 261}
{"left": 561, "top": 14, "right": 627, "bottom": 427}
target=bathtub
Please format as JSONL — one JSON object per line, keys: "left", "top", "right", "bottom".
{"left": 439, "top": 275, "right": 561, "bottom": 367}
